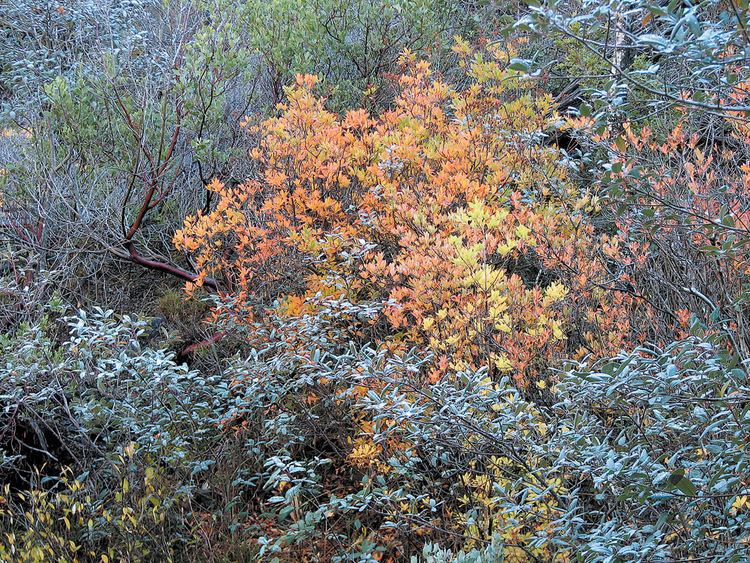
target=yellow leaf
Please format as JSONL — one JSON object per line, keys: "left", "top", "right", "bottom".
{"left": 515, "top": 224, "right": 531, "bottom": 240}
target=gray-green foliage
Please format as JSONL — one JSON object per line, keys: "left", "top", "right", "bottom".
{"left": 0, "top": 306, "right": 229, "bottom": 486}
{"left": 367, "top": 337, "right": 750, "bottom": 560}
{"left": 515, "top": 0, "right": 750, "bottom": 120}
{"left": 554, "top": 339, "right": 750, "bottom": 560}
{"left": 3, "top": 296, "right": 750, "bottom": 559}
{"left": 413, "top": 539, "right": 505, "bottom": 562}
{"left": 0, "top": 1, "right": 262, "bottom": 306}
{"left": 238, "top": 0, "right": 459, "bottom": 108}
{"left": 219, "top": 297, "right": 750, "bottom": 560}
{"left": 0, "top": 0, "right": 154, "bottom": 114}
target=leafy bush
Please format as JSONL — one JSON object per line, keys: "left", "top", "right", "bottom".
{"left": 176, "top": 51, "right": 640, "bottom": 389}
{"left": 147, "top": 292, "right": 749, "bottom": 560}
{"left": 0, "top": 307, "right": 240, "bottom": 558}
{"left": 553, "top": 337, "right": 750, "bottom": 559}
{"left": 226, "top": 305, "right": 750, "bottom": 560}
{"left": 0, "top": 0, "right": 153, "bottom": 108}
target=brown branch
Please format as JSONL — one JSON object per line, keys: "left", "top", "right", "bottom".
{"left": 176, "top": 331, "right": 226, "bottom": 363}
{"left": 114, "top": 241, "right": 219, "bottom": 290}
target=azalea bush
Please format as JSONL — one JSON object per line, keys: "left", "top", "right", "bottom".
{"left": 176, "top": 49, "right": 641, "bottom": 388}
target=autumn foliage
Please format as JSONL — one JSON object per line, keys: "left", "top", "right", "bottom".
{"left": 175, "top": 53, "right": 641, "bottom": 388}
{"left": 582, "top": 85, "right": 750, "bottom": 356}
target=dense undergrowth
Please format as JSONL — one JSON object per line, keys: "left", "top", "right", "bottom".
{"left": 1, "top": 0, "right": 750, "bottom": 561}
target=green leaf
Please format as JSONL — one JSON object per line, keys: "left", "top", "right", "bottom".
{"left": 508, "top": 58, "right": 532, "bottom": 72}
{"left": 675, "top": 476, "right": 697, "bottom": 496}
{"left": 668, "top": 469, "right": 697, "bottom": 496}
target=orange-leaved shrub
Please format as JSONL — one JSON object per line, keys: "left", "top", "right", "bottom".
{"left": 175, "top": 51, "right": 640, "bottom": 387}
{"left": 583, "top": 84, "right": 750, "bottom": 356}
